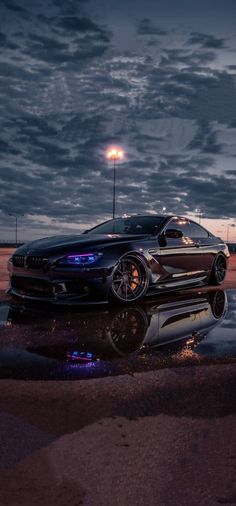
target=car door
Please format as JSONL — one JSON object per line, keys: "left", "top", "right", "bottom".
{"left": 156, "top": 217, "right": 208, "bottom": 284}
{"left": 186, "top": 220, "right": 216, "bottom": 274}
{"left": 144, "top": 297, "right": 207, "bottom": 346}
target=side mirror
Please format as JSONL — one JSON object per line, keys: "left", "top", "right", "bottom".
{"left": 164, "top": 229, "right": 183, "bottom": 239}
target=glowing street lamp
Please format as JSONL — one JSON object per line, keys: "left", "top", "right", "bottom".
{"left": 106, "top": 147, "right": 124, "bottom": 219}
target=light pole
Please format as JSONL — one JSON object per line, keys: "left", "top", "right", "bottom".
{"left": 195, "top": 208, "right": 203, "bottom": 224}
{"left": 8, "top": 213, "right": 24, "bottom": 244}
{"left": 227, "top": 223, "right": 236, "bottom": 242}
{"left": 106, "top": 147, "right": 124, "bottom": 219}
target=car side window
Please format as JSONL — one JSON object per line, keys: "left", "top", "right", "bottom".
{"left": 165, "top": 219, "right": 184, "bottom": 238}
{"left": 186, "top": 221, "right": 209, "bottom": 238}
{"left": 165, "top": 219, "right": 209, "bottom": 238}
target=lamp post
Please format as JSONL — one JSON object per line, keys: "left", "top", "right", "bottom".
{"left": 8, "top": 213, "right": 24, "bottom": 245}
{"left": 106, "top": 147, "right": 124, "bottom": 219}
{"left": 227, "top": 223, "right": 236, "bottom": 243}
{"left": 195, "top": 208, "right": 203, "bottom": 224}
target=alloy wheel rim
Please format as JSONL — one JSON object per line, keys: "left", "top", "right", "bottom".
{"left": 212, "top": 290, "right": 225, "bottom": 319}
{"left": 111, "top": 255, "right": 148, "bottom": 301}
{"left": 215, "top": 256, "right": 226, "bottom": 283}
{"left": 110, "top": 308, "right": 148, "bottom": 353}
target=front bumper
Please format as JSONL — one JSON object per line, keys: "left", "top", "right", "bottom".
{"left": 8, "top": 265, "right": 113, "bottom": 305}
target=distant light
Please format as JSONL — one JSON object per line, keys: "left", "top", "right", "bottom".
{"left": 106, "top": 147, "right": 124, "bottom": 160}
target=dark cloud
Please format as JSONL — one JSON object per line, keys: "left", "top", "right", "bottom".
{"left": 0, "top": 3, "right": 112, "bottom": 70}
{"left": 228, "top": 120, "right": 236, "bottom": 127}
{"left": 24, "top": 16, "right": 111, "bottom": 66}
{"left": 0, "top": 139, "right": 9, "bottom": 152}
{"left": 188, "top": 32, "right": 225, "bottom": 49}
{"left": 3, "top": 0, "right": 26, "bottom": 13}
{"left": 0, "top": 33, "right": 7, "bottom": 45}
{"left": 0, "top": 31, "right": 20, "bottom": 50}
{"left": 0, "top": 138, "right": 21, "bottom": 155}
{"left": 0, "top": 62, "right": 39, "bottom": 79}
{"left": 57, "top": 16, "right": 102, "bottom": 32}
{"left": 188, "top": 120, "right": 222, "bottom": 153}
{"left": 0, "top": 0, "right": 236, "bottom": 239}
{"left": 53, "top": 0, "right": 89, "bottom": 8}
{"left": 137, "top": 70, "right": 236, "bottom": 122}
{"left": 173, "top": 172, "right": 236, "bottom": 219}
{"left": 159, "top": 48, "right": 217, "bottom": 67}
{"left": 226, "top": 170, "right": 236, "bottom": 176}
{"left": 137, "top": 18, "right": 167, "bottom": 36}
{"left": 28, "top": 33, "right": 68, "bottom": 51}
{"left": 25, "top": 33, "right": 71, "bottom": 64}
{"left": 227, "top": 65, "right": 236, "bottom": 71}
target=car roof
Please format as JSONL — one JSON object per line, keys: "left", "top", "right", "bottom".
{"left": 118, "top": 214, "right": 173, "bottom": 219}
{"left": 122, "top": 215, "right": 195, "bottom": 222}
{"left": 119, "top": 214, "right": 202, "bottom": 221}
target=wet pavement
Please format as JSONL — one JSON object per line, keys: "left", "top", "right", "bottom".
{"left": 1, "top": 250, "right": 236, "bottom": 505}
{"left": 0, "top": 287, "right": 236, "bottom": 380}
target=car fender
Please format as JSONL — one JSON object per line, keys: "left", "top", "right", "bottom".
{"left": 109, "top": 248, "right": 153, "bottom": 284}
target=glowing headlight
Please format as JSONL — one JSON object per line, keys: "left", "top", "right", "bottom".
{"left": 59, "top": 252, "right": 103, "bottom": 266}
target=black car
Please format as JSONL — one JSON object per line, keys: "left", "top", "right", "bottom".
{"left": 7, "top": 215, "right": 230, "bottom": 305}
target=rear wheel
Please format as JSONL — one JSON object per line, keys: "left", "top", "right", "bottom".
{"left": 210, "top": 290, "right": 226, "bottom": 319}
{"left": 110, "top": 254, "right": 149, "bottom": 303}
{"left": 210, "top": 254, "right": 227, "bottom": 285}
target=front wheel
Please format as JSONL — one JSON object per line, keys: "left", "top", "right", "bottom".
{"left": 110, "top": 254, "right": 149, "bottom": 303}
{"left": 210, "top": 254, "right": 227, "bottom": 285}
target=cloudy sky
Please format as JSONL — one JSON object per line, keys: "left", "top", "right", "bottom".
{"left": 0, "top": 0, "right": 236, "bottom": 241}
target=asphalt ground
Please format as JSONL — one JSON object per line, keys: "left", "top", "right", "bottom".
{"left": 0, "top": 366, "right": 236, "bottom": 505}
{"left": 0, "top": 248, "right": 236, "bottom": 505}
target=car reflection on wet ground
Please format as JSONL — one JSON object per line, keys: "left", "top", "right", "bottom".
{"left": 0, "top": 287, "right": 236, "bottom": 380}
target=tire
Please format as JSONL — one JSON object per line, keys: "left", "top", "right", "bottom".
{"left": 210, "top": 254, "right": 227, "bottom": 286}
{"left": 110, "top": 253, "right": 149, "bottom": 303}
{"left": 210, "top": 290, "right": 226, "bottom": 319}
{"left": 110, "top": 306, "right": 149, "bottom": 354}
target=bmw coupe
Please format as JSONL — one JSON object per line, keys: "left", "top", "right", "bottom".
{"left": 7, "top": 215, "right": 229, "bottom": 305}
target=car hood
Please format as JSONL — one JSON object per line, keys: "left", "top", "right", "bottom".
{"left": 14, "top": 233, "right": 150, "bottom": 256}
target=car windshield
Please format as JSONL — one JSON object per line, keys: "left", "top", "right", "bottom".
{"left": 86, "top": 216, "right": 165, "bottom": 235}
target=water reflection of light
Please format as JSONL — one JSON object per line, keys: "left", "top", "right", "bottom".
{"left": 182, "top": 237, "right": 194, "bottom": 245}
{"left": 185, "top": 337, "right": 195, "bottom": 347}
{"left": 66, "top": 351, "right": 94, "bottom": 362}
{"left": 176, "top": 347, "right": 201, "bottom": 362}
{"left": 172, "top": 336, "right": 203, "bottom": 363}
{"left": 68, "top": 361, "right": 97, "bottom": 369}
{"left": 65, "top": 351, "right": 98, "bottom": 370}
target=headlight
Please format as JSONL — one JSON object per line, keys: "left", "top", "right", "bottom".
{"left": 57, "top": 252, "right": 103, "bottom": 266}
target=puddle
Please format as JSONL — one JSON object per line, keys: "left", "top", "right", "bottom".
{"left": 0, "top": 288, "right": 235, "bottom": 379}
